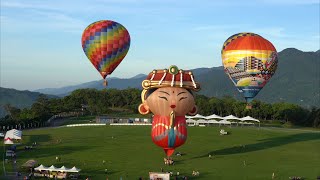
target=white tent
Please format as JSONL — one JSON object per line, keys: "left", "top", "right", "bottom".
{"left": 219, "top": 120, "right": 231, "bottom": 127}
{"left": 34, "top": 164, "right": 49, "bottom": 171}
{"left": 223, "top": 115, "right": 240, "bottom": 120}
{"left": 57, "top": 166, "right": 70, "bottom": 172}
{"left": 186, "top": 114, "right": 206, "bottom": 119}
{"left": 207, "top": 120, "right": 219, "bottom": 124}
{"left": 48, "top": 165, "right": 57, "bottom": 171}
{"left": 4, "top": 129, "right": 22, "bottom": 140}
{"left": 69, "top": 166, "right": 81, "bottom": 173}
{"left": 240, "top": 116, "right": 260, "bottom": 127}
{"left": 186, "top": 119, "right": 196, "bottom": 126}
{"left": 240, "top": 116, "right": 260, "bottom": 122}
{"left": 4, "top": 137, "right": 14, "bottom": 145}
{"left": 205, "top": 114, "right": 223, "bottom": 120}
{"left": 196, "top": 119, "right": 208, "bottom": 126}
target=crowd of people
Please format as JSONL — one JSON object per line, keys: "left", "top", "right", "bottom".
{"left": 163, "top": 157, "right": 174, "bottom": 165}
{"left": 192, "top": 171, "right": 200, "bottom": 176}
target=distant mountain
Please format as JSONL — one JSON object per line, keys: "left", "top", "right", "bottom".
{"left": 0, "top": 87, "right": 57, "bottom": 117}
{"left": 33, "top": 48, "right": 319, "bottom": 107}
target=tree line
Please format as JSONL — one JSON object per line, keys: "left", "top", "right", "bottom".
{"left": 1, "top": 88, "right": 319, "bottom": 129}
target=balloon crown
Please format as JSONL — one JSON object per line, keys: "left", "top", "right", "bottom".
{"left": 141, "top": 65, "right": 200, "bottom": 91}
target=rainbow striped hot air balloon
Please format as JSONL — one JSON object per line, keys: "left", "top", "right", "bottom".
{"left": 221, "top": 33, "right": 278, "bottom": 109}
{"left": 81, "top": 20, "right": 130, "bottom": 86}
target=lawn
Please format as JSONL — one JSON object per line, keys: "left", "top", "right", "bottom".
{"left": 1, "top": 126, "right": 320, "bottom": 179}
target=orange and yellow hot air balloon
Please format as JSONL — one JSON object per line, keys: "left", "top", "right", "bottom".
{"left": 221, "top": 33, "right": 278, "bottom": 109}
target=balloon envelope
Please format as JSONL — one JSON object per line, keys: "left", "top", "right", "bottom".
{"left": 81, "top": 20, "right": 130, "bottom": 79}
{"left": 221, "top": 32, "right": 278, "bottom": 104}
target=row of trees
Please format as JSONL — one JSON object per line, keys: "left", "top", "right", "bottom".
{"left": 1, "top": 88, "right": 319, "bottom": 128}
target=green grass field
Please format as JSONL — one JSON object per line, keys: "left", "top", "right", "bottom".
{"left": 1, "top": 126, "right": 320, "bottom": 179}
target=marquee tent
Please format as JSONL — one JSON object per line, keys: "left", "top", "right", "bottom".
{"left": 186, "top": 119, "right": 196, "bottom": 126}
{"left": 197, "top": 119, "right": 208, "bottom": 126}
{"left": 4, "top": 137, "right": 14, "bottom": 145}
{"left": 34, "top": 164, "right": 49, "bottom": 171}
{"left": 4, "top": 129, "right": 22, "bottom": 140}
{"left": 240, "top": 116, "right": 260, "bottom": 127}
{"left": 186, "top": 114, "right": 206, "bottom": 119}
{"left": 69, "top": 166, "right": 81, "bottom": 173}
{"left": 205, "top": 114, "right": 223, "bottom": 120}
{"left": 207, "top": 120, "right": 219, "bottom": 124}
{"left": 223, "top": 115, "right": 240, "bottom": 120}
{"left": 34, "top": 165, "right": 81, "bottom": 173}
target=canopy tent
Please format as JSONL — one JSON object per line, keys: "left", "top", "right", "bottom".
{"left": 34, "top": 164, "right": 81, "bottom": 173}
{"left": 48, "top": 165, "right": 57, "bottom": 171}
{"left": 196, "top": 119, "right": 208, "bottom": 126}
{"left": 240, "top": 116, "right": 260, "bottom": 122}
{"left": 205, "top": 114, "right": 223, "bottom": 120}
{"left": 223, "top": 115, "right": 240, "bottom": 120}
{"left": 207, "top": 120, "right": 219, "bottom": 124}
{"left": 34, "top": 164, "right": 49, "bottom": 171}
{"left": 69, "top": 166, "right": 81, "bottom": 173}
{"left": 5, "top": 129, "right": 22, "bottom": 140}
{"left": 186, "top": 114, "right": 206, "bottom": 119}
{"left": 186, "top": 119, "right": 196, "bottom": 126}
{"left": 57, "top": 166, "right": 69, "bottom": 172}
{"left": 4, "top": 137, "right": 14, "bottom": 145}
{"left": 218, "top": 120, "right": 231, "bottom": 127}
{"left": 240, "top": 116, "right": 260, "bottom": 127}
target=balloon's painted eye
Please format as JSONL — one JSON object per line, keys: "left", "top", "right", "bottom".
{"left": 158, "top": 96, "right": 168, "bottom": 101}
{"left": 179, "top": 97, "right": 187, "bottom": 101}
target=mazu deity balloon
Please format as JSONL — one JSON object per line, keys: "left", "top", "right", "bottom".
{"left": 138, "top": 65, "right": 200, "bottom": 157}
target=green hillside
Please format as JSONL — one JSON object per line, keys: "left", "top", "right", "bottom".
{"left": 0, "top": 87, "right": 57, "bottom": 117}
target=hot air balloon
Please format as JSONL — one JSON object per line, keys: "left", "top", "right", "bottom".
{"left": 81, "top": 20, "right": 130, "bottom": 86}
{"left": 138, "top": 65, "right": 200, "bottom": 157}
{"left": 221, "top": 33, "right": 278, "bottom": 109}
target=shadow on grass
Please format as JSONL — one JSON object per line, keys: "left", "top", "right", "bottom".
{"left": 194, "top": 132, "right": 320, "bottom": 158}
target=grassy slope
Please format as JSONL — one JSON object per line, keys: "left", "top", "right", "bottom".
{"left": 1, "top": 126, "right": 319, "bottom": 179}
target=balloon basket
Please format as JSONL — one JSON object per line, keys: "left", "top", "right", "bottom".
{"left": 103, "top": 80, "right": 108, "bottom": 87}
{"left": 246, "top": 104, "right": 252, "bottom": 109}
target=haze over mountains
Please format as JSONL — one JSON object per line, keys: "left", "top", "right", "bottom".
{"left": 1, "top": 48, "right": 319, "bottom": 117}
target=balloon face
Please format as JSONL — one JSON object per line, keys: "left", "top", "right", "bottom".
{"left": 144, "top": 87, "right": 195, "bottom": 116}
{"left": 81, "top": 20, "right": 130, "bottom": 79}
{"left": 221, "top": 32, "right": 278, "bottom": 103}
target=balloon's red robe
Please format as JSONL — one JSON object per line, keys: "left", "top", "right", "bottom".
{"left": 151, "top": 115, "right": 187, "bottom": 157}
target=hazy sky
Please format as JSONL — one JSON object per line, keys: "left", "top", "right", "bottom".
{"left": 1, "top": 0, "right": 319, "bottom": 90}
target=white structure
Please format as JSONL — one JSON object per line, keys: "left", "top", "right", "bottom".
{"left": 34, "top": 165, "right": 81, "bottom": 173}
{"left": 186, "top": 114, "right": 206, "bottom": 119}
{"left": 186, "top": 119, "right": 196, "bottom": 126}
{"left": 223, "top": 115, "right": 240, "bottom": 121}
{"left": 196, "top": 119, "right": 208, "bottom": 126}
{"left": 205, "top": 114, "right": 223, "bottom": 120}
{"left": 5, "top": 129, "right": 22, "bottom": 140}
{"left": 240, "top": 116, "right": 260, "bottom": 127}
{"left": 207, "top": 120, "right": 220, "bottom": 126}
{"left": 219, "top": 120, "right": 232, "bottom": 127}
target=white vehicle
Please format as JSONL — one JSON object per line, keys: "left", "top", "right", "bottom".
{"left": 0, "top": 133, "right": 4, "bottom": 137}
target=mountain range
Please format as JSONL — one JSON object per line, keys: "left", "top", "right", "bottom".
{"left": 35, "top": 48, "right": 320, "bottom": 108}
{"left": 1, "top": 48, "right": 319, "bottom": 117}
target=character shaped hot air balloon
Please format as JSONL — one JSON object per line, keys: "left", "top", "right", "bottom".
{"left": 81, "top": 20, "right": 130, "bottom": 86}
{"left": 221, "top": 33, "right": 278, "bottom": 109}
{"left": 138, "top": 65, "right": 200, "bottom": 157}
